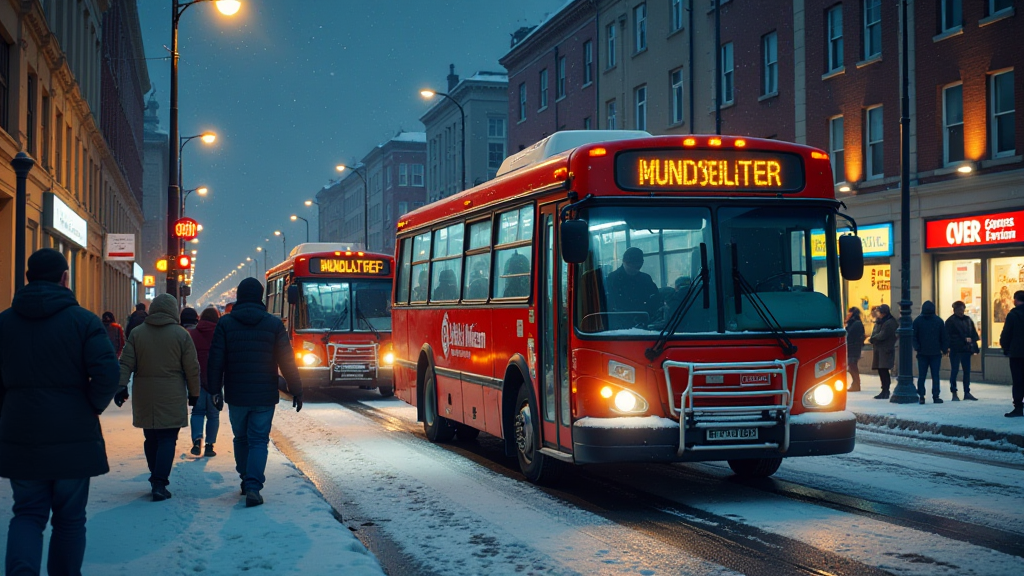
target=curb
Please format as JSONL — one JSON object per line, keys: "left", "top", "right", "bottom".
{"left": 854, "top": 412, "right": 1024, "bottom": 450}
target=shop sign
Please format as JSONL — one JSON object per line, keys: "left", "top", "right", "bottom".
{"left": 43, "top": 193, "right": 87, "bottom": 248}
{"left": 106, "top": 234, "right": 136, "bottom": 261}
{"left": 133, "top": 263, "right": 145, "bottom": 283}
{"left": 812, "top": 223, "right": 893, "bottom": 260}
{"left": 143, "top": 275, "right": 156, "bottom": 287}
{"left": 925, "top": 210, "right": 1024, "bottom": 250}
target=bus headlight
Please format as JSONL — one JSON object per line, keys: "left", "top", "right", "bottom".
{"left": 614, "top": 390, "right": 638, "bottom": 412}
{"left": 383, "top": 352, "right": 394, "bottom": 366}
{"left": 803, "top": 384, "right": 835, "bottom": 408}
{"left": 302, "top": 353, "right": 321, "bottom": 367}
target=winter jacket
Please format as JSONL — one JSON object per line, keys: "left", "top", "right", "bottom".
{"left": 606, "top": 266, "right": 660, "bottom": 314}
{"left": 188, "top": 319, "right": 218, "bottom": 391}
{"left": 1000, "top": 304, "right": 1024, "bottom": 358}
{"left": 0, "top": 281, "right": 120, "bottom": 480}
{"left": 912, "top": 301, "right": 949, "bottom": 356}
{"left": 104, "top": 322, "right": 126, "bottom": 356}
{"left": 118, "top": 294, "right": 201, "bottom": 429}
{"left": 945, "top": 314, "right": 980, "bottom": 355}
{"left": 207, "top": 301, "right": 302, "bottom": 407}
{"left": 845, "top": 318, "right": 865, "bottom": 359}
{"left": 125, "top": 310, "right": 148, "bottom": 337}
{"left": 870, "top": 314, "right": 899, "bottom": 370}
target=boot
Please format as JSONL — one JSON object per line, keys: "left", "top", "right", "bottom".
{"left": 204, "top": 443, "right": 216, "bottom": 458}
{"left": 1005, "top": 406, "right": 1024, "bottom": 418}
{"left": 245, "top": 490, "right": 264, "bottom": 508}
{"left": 152, "top": 485, "right": 172, "bottom": 502}
{"left": 191, "top": 438, "right": 202, "bottom": 456}
{"left": 874, "top": 390, "right": 890, "bottom": 400}
{"left": 951, "top": 391, "right": 960, "bottom": 401}
{"left": 918, "top": 396, "right": 925, "bottom": 404}
{"left": 963, "top": 392, "right": 978, "bottom": 401}
{"left": 933, "top": 397, "right": 944, "bottom": 404}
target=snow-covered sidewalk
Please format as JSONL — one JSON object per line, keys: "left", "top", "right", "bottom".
{"left": 0, "top": 398, "right": 383, "bottom": 575}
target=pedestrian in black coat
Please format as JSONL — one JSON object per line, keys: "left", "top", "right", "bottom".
{"left": 1000, "top": 290, "right": 1024, "bottom": 417}
{"left": 207, "top": 278, "right": 302, "bottom": 507}
{"left": 912, "top": 300, "right": 949, "bottom": 403}
{"left": 869, "top": 304, "right": 899, "bottom": 399}
{"left": 125, "top": 302, "right": 148, "bottom": 337}
{"left": 0, "top": 249, "right": 120, "bottom": 575}
{"left": 945, "top": 301, "right": 980, "bottom": 400}
{"left": 845, "top": 308, "right": 865, "bottom": 391}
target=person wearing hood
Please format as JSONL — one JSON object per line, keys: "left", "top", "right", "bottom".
{"left": 125, "top": 302, "right": 148, "bottom": 338}
{"left": 945, "top": 301, "right": 980, "bottom": 401}
{"left": 0, "top": 249, "right": 120, "bottom": 575}
{"left": 207, "top": 278, "right": 302, "bottom": 508}
{"left": 102, "top": 311, "right": 126, "bottom": 357}
{"left": 845, "top": 308, "right": 865, "bottom": 392}
{"left": 180, "top": 307, "right": 199, "bottom": 330}
{"left": 912, "top": 301, "right": 949, "bottom": 404}
{"left": 188, "top": 307, "right": 221, "bottom": 457}
{"left": 869, "top": 304, "right": 899, "bottom": 399}
{"left": 114, "top": 294, "right": 201, "bottom": 501}
{"left": 1000, "top": 290, "right": 1024, "bottom": 418}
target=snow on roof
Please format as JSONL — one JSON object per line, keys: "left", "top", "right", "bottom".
{"left": 465, "top": 72, "right": 508, "bottom": 83}
{"left": 504, "top": 0, "right": 578, "bottom": 58}
{"left": 391, "top": 131, "right": 426, "bottom": 143}
{"left": 496, "top": 130, "right": 651, "bottom": 176}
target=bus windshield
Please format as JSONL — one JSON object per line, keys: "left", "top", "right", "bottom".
{"left": 294, "top": 280, "right": 392, "bottom": 332}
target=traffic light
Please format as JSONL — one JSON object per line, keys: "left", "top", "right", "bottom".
{"left": 176, "top": 255, "right": 191, "bottom": 270}
{"left": 156, "top": 259, "right": 168, "bottom": 272}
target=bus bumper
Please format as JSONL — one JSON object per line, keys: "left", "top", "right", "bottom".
{"left": 297, "top": 366, "right": 394, "bottom": 388}
{"left": 571, "top": 411, "right": 856, "bottom": 464}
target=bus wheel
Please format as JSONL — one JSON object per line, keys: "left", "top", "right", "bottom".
{"left": 423, "top": 369, "right": 455, "bottom": 442}
{"left": 727, "top": 457, "right": 783, "bottom": 478}
{"left": 455, "top": 424, "right": 480, "bottom": 442}
{"left": 378, "top": 384, "right": 395, "bottom": 398}
{"left": 514, "top": 385, "right": 561, "bottom": 485}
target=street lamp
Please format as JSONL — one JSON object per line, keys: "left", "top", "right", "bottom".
{"left": 290, "top": 215, "right": 309, "bottom": 243}
{"left": 257, "top": 245, "right": 268, "bottom": 274}
{"left": 274, "top": 230, "right": 287, "bottom": 261}
{"left": 180, "top": 186, "right": 208, "bottom": 215}
{"left": 420, "top": 88, "right": 466, "bottom": 192}
{"left": 336, "top": 163, "right": 369, "bottom": 248}
{"left": 304, "top": 199, "right": 317, "bottom": 207}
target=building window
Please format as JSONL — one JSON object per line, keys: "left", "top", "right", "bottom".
{"left": 635, "top": 85, "right": 647, "bottom": 131}
{"left": 634, "top": 3, "right": 647, "bottom": 52}
{"left": 539, "top": 69, "right": 548, "bottom": 109}
{"left": 26, "top": 74, "right": 37, "bottom": 156}
{"left": 583, "top": 40, "right": 593, "bottom": 85}
{"left": 607, "top": 100, "right": 617, "bottom": 130}
{"left": 721, "top": 42, "right": 734, "bottom": 105}
{"left": 671, "top": 68, "right": 685, "bottom": 125}
{"left": 672, "top": 0, "right": 684, "bottom": 32}
{"left": 41, "top": 94, "right": 50, "bottom": 169}
{"left": 607, "top": 23, "right": 617, "bottom": 68}
{"left": 0, "top": 40, "right": 9, "bottom": 133}
{"left": 863, "top": 0, "right": 881, "bottom": 59}
{"left": 583, "top": 117, "right": 592, "bottom": 130}
{"left": 55, "top": 112, "right": 63, "bottom": 181}
{"left": 827, "top": 5, "right": 844, "bottom": 72}
{"left": 992, "top": 70, "right": 1015, "bottom": 157}
{"left": 385, "top": 167, "right": 392, "bottom": 189}
{"left": 989, "top": 0, "right": 1013, "bottom": 15}
{"left": 830, "top": 116, "right": 845, "bottom": 183}
{"left": 557, "top": 56, "right": 566, "bottom": 100}
{"left": 412, "top": 164, "right": 424, "bottom": 187}
{"left": 943, "top": 83, "right": 964, "bottom": 165}
{"left": 762, "top": 32, "right": 778, "bottom": 95}
{"left": 488, "top": 117, "right": 506, "bottom": 138}
{"left": 399, "top": 163, "right": 408, "bottom": 186}
{"left": 940, "top": 0, "right": 962, "bottom": 32}
{"left": 519, "top": 83, "right": 527, "bottom": 121}
{"left": 488, "top": 142, "right": 505, "bottom": 180}
{"left": 866, "top": 105, "right": 883, "bottom": 179}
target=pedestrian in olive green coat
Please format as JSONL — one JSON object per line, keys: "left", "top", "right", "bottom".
{"left": 114, "top": 294, "right": 201, "bottom": 501}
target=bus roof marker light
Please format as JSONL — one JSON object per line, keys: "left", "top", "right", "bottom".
{"left": 734, "top": 139, "right": 746, "bottom": 148}
{"left": 358, "top": 252, "right": 364, "bottom": 256}
{"left": 708, "top": 137, "right": 722, "bottom": 147}
{"left": 335, "top": 251, "right": 341, "bottom": 256}
{"left": 811, "top": 151, "right": 829, "bottom": 160}
{"left": 464, "top": 200, "right": 472, "bottom": 207}
{"left": 553, "top": 167, "right": 569, "bottom": 179}
{"left": 588, "top": 147, "right": 607, "bottom": 157}
{"left": 345, "top": 251, "right": 352, "bottom": 256}
{"left": 682, "top": 138, "right": 696, "bottom": 147}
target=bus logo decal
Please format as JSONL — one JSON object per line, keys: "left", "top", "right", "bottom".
{"left": 441, "top": 312, "right": 452, "bottom": 358}
{"left": 441, "top": 312, "right": 487, "bottom": 360}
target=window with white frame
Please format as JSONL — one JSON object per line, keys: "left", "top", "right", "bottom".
{"left": 519, "top": 83, "right": 527, "bottom": 121}
{"left": 943, "top": 83, "right": 964, "bottom": 165}
{"left": 557, "top": 56, "right": 566, "bottom": 99}
{"left": 607, "top": 23, "right": 617, "bottom": 68}
{"left": 721, "top": 42, "right": 734, "bottom": 104}
{"left": 763, "top": 32, "right": 778, "bottom": 95}
{"left": 583, "top": 40, "right": 593, "bottom": 85}
{"left": 827, "top": 5, "right": 843, "bottom": 72}
{"left": 635, "top": 85, "right": 647, "bottom": 130}
{"left": 487, "top": 142, "right": 505, "bottom": 180}
{"left": 607, "top": 100, "right": 617, "bottom": 130}
{"left": 399, "top": 163, "right": 408, "bottom": 186}
{"left": 488, "top": 117, "right": 505, "bottom": 139}
{"left": 671, "top": 68, "right": 685, "bottom": 125}
{"left": 940, "top": 0, "right": 962, "bottom": 32}
{"left": 672, "top": 0, "right": 684, "bottom": 32}
{"left": 865, "top": 105, "right": 883, "bottom": 179}
{"left": 830, "top": 116, "right": 845, "bottom": 183}
{"left": 634, "top": 3, "right": 647, "bottom": 52}
{"left": 863, "top": 0, "right": 881, "bottom": 59}
{"left": 989, "top": 0, "right": 1013, "bottom": 15}
{"left": 412, "top": 164, "right": 424, "bottom": 187}
{"left": 539, "top": 69, "right": 549, "bottom": 109}
{"left": 992, "top": 70, "right": 1015, "bottom": 157}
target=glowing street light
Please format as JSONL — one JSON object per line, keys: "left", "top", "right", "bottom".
{"left": 215, "top": 0, "right": 241, "bottom": 16}
{"left": 420, "top": 87, "right": 466, "bottom": 191}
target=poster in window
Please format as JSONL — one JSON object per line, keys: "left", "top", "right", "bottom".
{"left": 990, "top": 256, "right": 1024, "bottom": 348}
{"left": 845, "top": 264, "right": 891, "bottom": 344}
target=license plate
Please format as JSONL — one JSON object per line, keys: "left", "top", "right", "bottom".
{"left": 338, "top": 364, "right": 367, "bottom": 370}
{"left": 707, "top": 428, "right": 759, "bottom": 441}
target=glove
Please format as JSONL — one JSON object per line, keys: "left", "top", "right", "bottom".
{"left": 212, "top": 394, "right": 224, "bottom": 411}
{"left": 293, "top": 395, "right": 303, "bottom": 413}
{"left": 188, "top": 395, "right": 198, "bottom": 407}
{"left": 113, "top": 388, "right": 129, "bottom": 408}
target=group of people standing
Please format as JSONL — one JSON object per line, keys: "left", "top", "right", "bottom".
{"left": 845, "top": 291, "right": 1024, "bottom": 417}
{"left": 0, "top": 249, "right": 303, "bottom": 575}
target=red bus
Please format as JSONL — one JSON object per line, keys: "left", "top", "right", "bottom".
{"left": 391, "top": 132, "right": 864, "bottom": 483}
{"left": 266, "top": 243, "right": 395, "bottom": 396}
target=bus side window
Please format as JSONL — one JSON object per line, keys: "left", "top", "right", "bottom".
{"left": 410, "top": 232, "right": 431, "bottom": 303}
{"left": 430, "top": 223, "right": 464, "bottom": 302}
{"left": 396, "top": 238, "right": 412, "bottom": 304}
{"left": 463, "top": 219, "right": 492, "bottom": 301}
{"left": 267, "top": 276, "right": 278, "bottom": 315}
{"left": 493, "top": 206, "right": 534, "bottom": 299}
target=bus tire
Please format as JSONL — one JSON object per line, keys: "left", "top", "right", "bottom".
{"left": 423, "top": 369, "right": 455, "bottom": 442}
{"left": 514, "top": 385, "right": 561, "bottom": 485}
{"left": 378, "top": 384, "right": 395, "bottom": 398}
{"left": 727, "top": 457, "right": 783, "bottom": 478}
{"left": 455, "top": 424, "right": 480, "bottom": 442}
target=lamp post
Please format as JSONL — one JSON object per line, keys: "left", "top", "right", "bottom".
{"left": 256, "top": 246, "right": 268, "bottom": 275}
{"left": 420, "top": 89, "right": 466, "bottom": 192}
{"left": 336, "top": 164, "right": 368, "bottom": 248}
{"left": 290, "top": 215, "right": 309, "bottom": 243}
{"left": 303, "top": 200, "right": 319, "bottom": 242}
{"left": 167, "top": 0, "right": 239, "bottom": 300}
{"left": 11, "top": 152, "right": 34, "bottom": 291}
{"left": 274, "top": 230, "right": 287, "bottom": 261}
{"left": 180, "top": 186, "right": 208, "bottom": 215}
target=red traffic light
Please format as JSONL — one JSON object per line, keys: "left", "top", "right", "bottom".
{"left": 176, "top": 255, "right": 192, "bottom": 270}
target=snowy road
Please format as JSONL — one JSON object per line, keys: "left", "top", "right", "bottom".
{"left": 271, "top": 389, "right": 1024, "bottom": 576}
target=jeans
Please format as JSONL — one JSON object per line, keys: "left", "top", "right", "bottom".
{"left": 143, "top": 428, "right": 180, "bottom": 488}
{"left": 916, "top": 354, "right": 942, "bottom": 399}
{"left": 878, "top": 368, "right": 891, "bottom": 392}
{"left": 949, "top": 352, "right": 972, "bottom": 394}
{"left": 190, "top": 388, "right": 220, "bottom": 444}
{"left": 229, "top": 405, "right": 275, "bottom": 492}
{"left": 6, "top": 478, "right": 90, "bottom": 576}
{"left": 1010, "top": 357, "right": 1024, "bottom": 409}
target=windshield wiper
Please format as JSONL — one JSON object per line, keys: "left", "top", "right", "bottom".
{"left": 645, "top": 243, "right": 710, "bottom": 361}
{"left": 730, "top": 243, "right": 798, "bottom": 356}
{"left": 321, "top": 305, "right": 349, "bottom": 345}
{"left": 356, "top": 306, "right": 382, "bottom": 341}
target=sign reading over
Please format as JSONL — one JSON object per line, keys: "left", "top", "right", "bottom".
{"left": 925, "top": 210, "right": 1024, "bottom": 250}
{"left": 174, "top": 217, "right": 199, "bottom": 240}
{"left": 309, "top": 257, "right": 390, "bottom": 276}
{"left": 615, "top": 150, "right": 805, "bottom": 192}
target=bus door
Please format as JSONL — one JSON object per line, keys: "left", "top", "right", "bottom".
{"left": 540, "top": 204, "right": 573, "bottom": 452}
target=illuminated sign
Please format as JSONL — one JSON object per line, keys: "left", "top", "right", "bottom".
{"left": 43, "top": 193, "right": 88, "bottom": 248}
{"left": 309, "top": 257, "right": 390, "bottom": 276}
{"left": 105, "top": 234, "right": 136, "bottom": 261}
{"left": 812, "top": 223, "right": 893, "bottom": 260}
{"left": 615, "top": 150, "right": 805, "bottom": 192}
{"left": 143, "top": 275, "right": 156, "bottom": 287}
{"left": 174, "top": 217, "right": 199, "bottom": 240}
{"left": 925, "top": 210, "right": 1024, "bottom": 250}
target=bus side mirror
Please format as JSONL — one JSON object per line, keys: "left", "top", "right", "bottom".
{"left": 561, "top": 219, "right": 590, "bottom": 264}
{"left": 287, "top": 284, "right": 299, "bottom": 305}
{"left": 838, "top": 235, "right": 864, "bottom": 280}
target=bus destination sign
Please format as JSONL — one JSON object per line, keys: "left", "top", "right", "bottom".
{"left": 615, "top": 150, "right": 805, "bottom": 193}
{"left": 309, "top": 257, "right": 390, "bottom": 276}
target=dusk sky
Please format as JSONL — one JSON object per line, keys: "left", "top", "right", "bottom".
{"left": 137, "top": 0, "right": 562, "bottom": 303}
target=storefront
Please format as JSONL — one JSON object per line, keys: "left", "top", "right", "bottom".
{"left": 925, "top": 208, "right": 1024, "bottom": 382}
{"left": 814, "top": 221, "right": 893, "bottom": 325}
{"left": 41, "top": 193, "right": 88, "bottom": 294}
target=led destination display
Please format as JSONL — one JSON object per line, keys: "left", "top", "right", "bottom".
{"left": 615, "top": 149, "right": 805, "bottom": 193}
{"left": 309, "top": 257, "right": 390, "bottom": 276}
